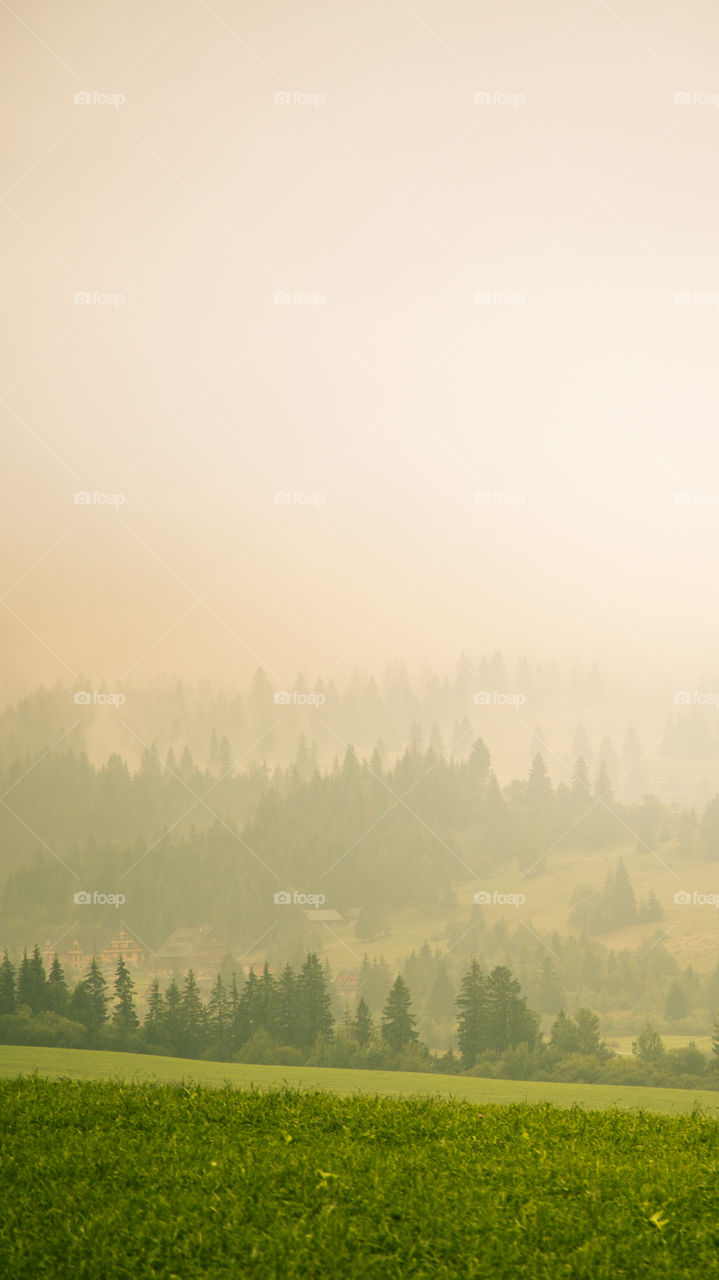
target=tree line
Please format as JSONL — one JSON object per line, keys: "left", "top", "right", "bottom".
{"left": 4, "top": 944, "right": 719, "bottom": 1089}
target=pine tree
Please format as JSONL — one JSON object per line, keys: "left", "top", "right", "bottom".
{"left": 0, "top": 952, "right": 16, "bottom": 1015}
{"left": 71, "top": 958, "right": 108, "bottom": 1034}
{"left": 257, "top": 963, "right": 280, "bottom": 1040}
{"left": 296, "top": 953, "right": 333, "bottom": 1050}
{"left": 180, "top": 970, "right": 206, "bottom": 1055}
{"left": 207, "top": 975, "right": 231, "bottom": 1057}
{"left": 381, "top": 975, "right": 418, "bottom": 1054}
{"left": 550, "top": 1010, "right": 578, "bottom": 1056}
{"left": 665, "top": 979, "right": 689, "bottom": 1022}
{"left": 605, "top": 859, "right": 637, "bottom": 928}
{"left": 632, "top": 1023, "right": 664, "bottom": 1063}
{"left": 160, "top": 980, "right": 182, "bottom": 1054}
{"left": 236, "top": 968, "right": 261, "bottom": 1047}
{"left": 456, "top": 960, "right": 487, "bottom": 1067}
{"left": 354, "top": 997, "right": 373, "bottom": 1047}
{"left": 46, "top": 955, "right": 69, "bottom": 1015}
{"left": 484, "top": 966, "right": 538, "bottom": 1053}
{"left": 17, "top": 946, "right": 47, "bottom": 1014}
{"left": 144, "top": 978, "right": 165, "bottom": 1042}
{"left": 527, "top": 754, "right": 553, "bottom": 807}
{"left": 112, "top": 956, "right": 139, "bottom": 1031}
{"left": 276, "top": 963, "right": 297, "bottom": 1047}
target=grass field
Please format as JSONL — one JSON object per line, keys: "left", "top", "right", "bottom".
{"left": 3, "top": 1076, "right": 719, "bottom": 1278}
{"left": 2, "top": 1044, "right": 719, "bottom": 1115}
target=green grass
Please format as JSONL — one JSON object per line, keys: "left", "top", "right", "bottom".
{"left": 2, "top": 1044, "right": 719, "bottom": 1115}
{"left": 3, "top": 1077, "right": 719, "bottom": 1278}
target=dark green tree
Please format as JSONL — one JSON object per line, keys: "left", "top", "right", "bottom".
{"left": 0, "top": 952, "right": 16, "bottom": 1016}
{"left": 70, "top": 958, "right": 108, "bottom": 1034}
{"left": 112, "top": 956, "right": 139, "bottom": 1031}
{"left": 144, "top": 978, "right": 165, "bottom": 1042}
{"left": 484, "top": 966, "right": 538, "bottom": 1053}
{"left": 207, "top": 974, "right": 231, "bottom": 1057}
{"left": 46, "top": 955, "right": 69, "bottom": 1015}
{"left": 456, "top": 960, "right": 487, "bottom": 1067}
{"left": 180, "top": 970, "right": 206, "bottom": 1056}
{"left": 354, "top": 996, "right": 373, "bottom": 1047}
{"left": 296, "top": 953, "right": 333, "bottom": 1050}
{"left": 17, "top": 946, "right": 47, "bottom": 1014}
{"left": 381, "top": 975, "right": 418, "bottom": 1054}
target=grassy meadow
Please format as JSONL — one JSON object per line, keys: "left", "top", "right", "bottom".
{"left": 2, "top": 1044, "right": 719, "bottom": 1115}
{"left": 3, "top": 1076, "right": 719, "bottom": 1278}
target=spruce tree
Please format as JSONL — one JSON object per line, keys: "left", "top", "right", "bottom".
{"left": 161, "top": 979, "right": 182, "bottom": 1055}
{"left": 0, "top": 952, "right": 16, "bottom": 1016}
{"left": 354, "top": 996, "right": 373, "bottom": 1047}
{"left": 484, "top": 966, "right": 538, "bottom": 1053}
{"left": 180, "top": 970, "right": 206, "bottom": 1056}
{"left": 456, "top": 960, "right": 487, "bottom": 1067}
{"left": 112, "top": 956, "right": 139, "bottom": 1031}
{"left": 207, "top": 975, "right": 231, "bottom": 1056}
{"left": 46, "top": 955, "right": 69, "bottom": 1015}
{"left": 276, "top": 963, "right": 297, "bottom": 1046}
{"left": 17, "top": 946, "right": 47, "bottom": 1014}
{"left": 381, "top": 975, "right": 417, "bottom": 1054}
{"left": 144, "top": 978, "right": 165, "bottom": 1042}
{"left": 296, "top": 953, "right": 333, "bottom": 1050}
{"left": 71, "top": 958, "right": 108, "bottom": 1034}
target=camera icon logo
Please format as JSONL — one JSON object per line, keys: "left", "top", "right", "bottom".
{"left": 274, "top": 691, "right": 292, "bottom": 705}
{"left": 674, "top": 690, "right": 691, "bottom": 704}
{"left": 273, "top": 491, "right": 292, "bottom": 504}
{"left": 274, "top": 91, "right": 292, "bottom": 105}
{"left": 74, "top": 890, "right": 92, "bottom": 904}
{"left": 474, "top": 91, "right": 491, "bottom": 105}
{"left": 673, "top": 890, "right": 692, "bottom": 905}
{"left": 473, "top": 890, "right": 492, "bottom": 905}
{"left": 74, "top": 691, "right": 92, "bottom": 704}
{"left": 674, "top": 91, "right": 691, "bottom": 105}
{"left": 74, "top": 91, "right": 92, "bottom": 105}
{"left": 274, "top": 890, "right": 292, "bottom": 905}
{"left": 73, "top": 491, "right": 92, "bottom": 504}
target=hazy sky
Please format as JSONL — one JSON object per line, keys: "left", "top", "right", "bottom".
{"left": 3, "top": 0, "right": 719, "bottom": 695}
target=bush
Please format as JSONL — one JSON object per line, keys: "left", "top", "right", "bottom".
{"left": 0, "top": 1011, "right": 87, "bottom": 1048}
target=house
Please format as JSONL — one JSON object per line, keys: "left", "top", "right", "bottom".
{"left": 304, "top": 909, "right": 344, "bottom": 924}
{"left": 99, "top": 930, "right": 144, "bottom": 968}
{"left": 154, "top": 926, "right": 228, "bottom": 975}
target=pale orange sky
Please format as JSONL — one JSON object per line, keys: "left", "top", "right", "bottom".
{"left": 3, "top": 0, "right": 719, "bottom": 695}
